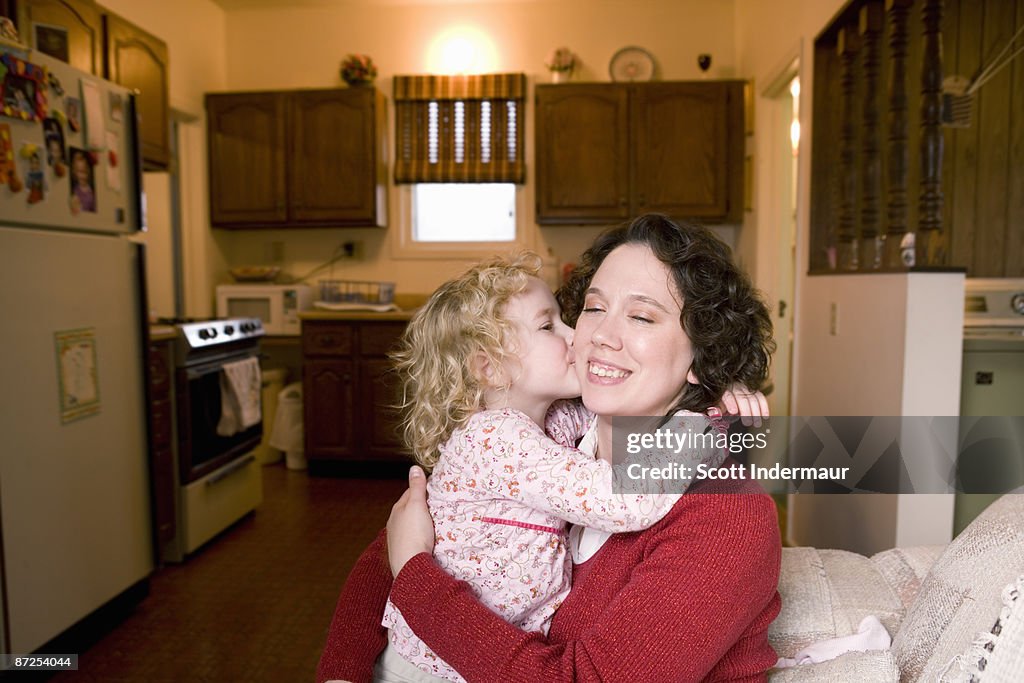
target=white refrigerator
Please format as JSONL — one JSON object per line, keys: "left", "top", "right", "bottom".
{"left": 0, "top": 47, "right": 152, "bottom": 654}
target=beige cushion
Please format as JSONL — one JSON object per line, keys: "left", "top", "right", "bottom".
{"left": 892, "top": 494, "right": 1024, "bottom": 682}
{"left": 870, "top": 545, "right": 945, "bottom": 613}
{"left": 768, "top": 651, "right": 899, "bottom": 682}
{"left": 770, "top": 547, "right": 904, "bottom": 658}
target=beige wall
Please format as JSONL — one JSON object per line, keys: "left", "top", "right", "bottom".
{"left": 217, "top": 0, "right": 742, "bottom": 296}
{"left": 734, "top": 0, "right": 845, "bottom": 392}
{"left": 98, "top": 0, "right": 230, "bottom": 317}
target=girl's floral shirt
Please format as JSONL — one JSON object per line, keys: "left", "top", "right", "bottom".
{"left": 381, "top": 401, "right": 723, "bottom": 681}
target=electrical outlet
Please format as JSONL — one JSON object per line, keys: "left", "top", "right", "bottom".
{"left": 341, "top": 240, "right": 363, "bottom": 260}
{"left": 829, "top": 302, "right": 839, "bottom": 336}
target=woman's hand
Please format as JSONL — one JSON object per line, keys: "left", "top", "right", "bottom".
{"left": 386, "top": 466, "right": 435, "bottom": 577}
{"left": 720, "top": 384, "right": 769, "bottom": 427}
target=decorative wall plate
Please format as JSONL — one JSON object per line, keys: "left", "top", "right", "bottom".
{"left": 609, "top": 46, "right": 656, "bottom": 82}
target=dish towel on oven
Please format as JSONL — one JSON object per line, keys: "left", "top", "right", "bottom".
{"left": 216, "top": 357, "right": 262, "bottom": 437}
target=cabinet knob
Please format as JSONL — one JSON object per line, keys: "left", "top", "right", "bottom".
{"left": 618, "top": 196, "right": 627, "bottom": 206}
{"left": 343, "top": 374, "right": 351, "bottom": 383}
{"left": 320, "top": 335, "right": 338, "bottom": 346}
{"left": 638, "top": 194, "right": 646, "bottom": 206}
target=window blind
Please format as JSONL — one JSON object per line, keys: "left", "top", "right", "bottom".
{"left": 393, "top": 73, "right": 526, "bottom": 184}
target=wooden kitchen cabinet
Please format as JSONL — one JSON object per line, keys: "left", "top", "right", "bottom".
{"left": 18, "top": 0, "right": 172, "bottom": 170}
{"left": 146, "top": 339, "right": 175, "bottom": 553}
{"left": 535, "top": 81, "right": 744, "bottom": 224}
{"left": 301, "top": 319, "right": 408, "bottom": 469}
{"left": 19, "top": 0, "right": 104, "bottom": 75}
{"left": 206, "top": 87, "right": 388, "bottom": 229}
{"left": 103, "top": 11, "right": 170, "bottom": 170}
{"left": 206, "top": 92, "right": 288, "bottom": 226}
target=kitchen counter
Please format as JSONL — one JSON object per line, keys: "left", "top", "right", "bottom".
{"left": 299, "top": 309, "right": 417, "bottom": 322}
{"left": 149, "top": 324, "right": 178, "bottom": 342}
{"left": 298, "top": 293, "right": 428, "bottom": 322}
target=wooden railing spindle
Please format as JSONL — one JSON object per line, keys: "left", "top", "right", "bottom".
{"left": 837, "top": 26, "right": 861, "bottom": 270}
{"left": 859, "top": 2, "right": 884, "bottom": 270}
{"left": 885, "top": 0, "right": 913, "bottom": 268}
{"left": 917, "top": 0, "right": 946, "bottom": 267}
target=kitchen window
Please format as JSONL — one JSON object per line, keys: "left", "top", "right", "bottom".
{"left": 412, "top": 183, "right": 516, "bottom": 243}
{"left": 392, "top": 73, "right": 527, "bottom": 257}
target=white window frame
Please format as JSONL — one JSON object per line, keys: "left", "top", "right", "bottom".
{"left": 390, "top": 183, "right": 536, "bottom": 260}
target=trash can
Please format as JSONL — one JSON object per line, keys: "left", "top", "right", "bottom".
{"left": 269, "top": 381, "right": 306, "bottom": 470}
{"left": 254, "top": 368, "right": 287, "bottom": 465}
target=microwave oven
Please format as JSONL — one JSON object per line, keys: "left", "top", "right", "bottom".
{"left": 216, "top": 284, "right": 313, "bottom": 335}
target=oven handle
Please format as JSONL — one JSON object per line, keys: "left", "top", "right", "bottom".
{"left": 184, "top": 354, "right": 255, "bottom": 380}
{"left": 206, "top": 454, "right": 256, "bottom": 487}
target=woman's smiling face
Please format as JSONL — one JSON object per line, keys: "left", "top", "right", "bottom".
{"left": 574, "top": 243, "right": 696, "bottom": 417}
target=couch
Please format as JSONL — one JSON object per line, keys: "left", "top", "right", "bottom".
{"left": 767, "top": 494, "right": 1024, "bottom": 682}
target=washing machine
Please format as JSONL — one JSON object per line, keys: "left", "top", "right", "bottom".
{"left": 954, "top": 278, "right": 1024, "bottom": 534}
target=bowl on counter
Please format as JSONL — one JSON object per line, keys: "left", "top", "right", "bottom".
{"left": 229, "top": 266, "right": 281, "bottom": 282}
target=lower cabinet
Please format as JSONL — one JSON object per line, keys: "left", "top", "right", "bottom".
{"left": 147, "top": 339, "right": 175, "bottom": 550}
{"left": 302, "top": 319, "right": 409, "bottom": 468}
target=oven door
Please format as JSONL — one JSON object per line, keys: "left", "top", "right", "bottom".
{"left": 177, "top": 356, "right": 262, "bottom": 483}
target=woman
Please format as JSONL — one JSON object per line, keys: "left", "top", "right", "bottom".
{"left": 318, "top": 215, "right": 780, "bottom": 682}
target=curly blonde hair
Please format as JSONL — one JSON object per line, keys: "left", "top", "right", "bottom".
{"left": 391, "top": 253, "right": 542, "bottom": 470}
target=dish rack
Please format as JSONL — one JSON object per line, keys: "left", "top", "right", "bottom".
{"left": 318, "top": 279, "right": 395, "bottom": 305}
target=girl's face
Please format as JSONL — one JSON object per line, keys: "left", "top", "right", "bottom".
{"left": 499, "top": 277, "right": 579, "bottom": 415}
{"left": 574, "top": 243, "right": 697, "bottom": 417}
{"left": 73, "top": 154, "right": 89, "bottom": 183}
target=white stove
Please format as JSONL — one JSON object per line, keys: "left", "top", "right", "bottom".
{"left": 156, "top": 316, "right": 266, "bottom": 561}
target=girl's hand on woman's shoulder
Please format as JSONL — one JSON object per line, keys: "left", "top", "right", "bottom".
{"left": 719, "top": 385, "right": 769, "bottom": 427}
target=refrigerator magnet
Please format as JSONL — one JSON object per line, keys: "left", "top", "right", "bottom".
{"left": 65, "top": 97, "right": 81, "bottom": 132}
{"left": 81, "top": 80, "right": 105, "bottom": 149}
{"left": 54, "top": 327, "right": 101, "bottom": 424}
{"left": 68, "top": 146, "right": 96, "bottom": 214}
{"left": 19, "top": 143, "right": 44, "bottom": 203}
{"left": 43, "top": 117, "right": 66, "bottom": 176}
{"left": 47, "top": 72, "right": 65, "bottom": 97}
{"left": 109, "top": 93, "right": 123, "bottom": 122}
{"left": 0, "top": 125, "right": 22, "bottom": 191}
{"left": 0, "top": 52, "right": 48, "bottom": 121}
{"left": 105, "top": 130, "right": 120, "bottom": 192}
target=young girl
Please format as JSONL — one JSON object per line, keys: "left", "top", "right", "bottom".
{"left": 379, "top": 253, "right": 724, "bottom": 682}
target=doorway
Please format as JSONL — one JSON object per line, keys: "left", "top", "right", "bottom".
{"left": 759, "top": 56, "right": 801, "bottom": 544}
{"left": 761, "top": 64, "right": 800, "bottom": 420}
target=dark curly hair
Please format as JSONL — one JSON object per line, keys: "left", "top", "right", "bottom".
{"left": 556, "top": 214, "right": 775, "bottom": 414}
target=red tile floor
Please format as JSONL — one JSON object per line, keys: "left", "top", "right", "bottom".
{"left": 52, "top": 466, "right": 407, "bottom": 682}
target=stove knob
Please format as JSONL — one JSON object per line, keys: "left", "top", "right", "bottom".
{"left": 240, "top": 322, "right": 251, "bottom": 332}
{"left": 224, "top": 325, "right": 235, "bottom": 335}
{"left": 207, "top": 327, "right": 218, "bottom": 339}
{"left": 1012, "top": 293, "right": 1024, "bottom": 315}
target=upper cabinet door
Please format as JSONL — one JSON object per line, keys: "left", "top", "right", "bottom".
{"left": 535, "top": 84, "right": 630, "bottom": 225}
{"left": 22, "top": 0, "right": 103, "bottom": 75}
{"left": 632, "top": 82, "right": 738, "bottom": 221}
{"left": 288, "top": 88, "right": 383, "bottom": 226}
{"left": 206, "top": 92, "right": 288, "bottom": 226}
{"left": 103, "top": 12, "right": 170, "bottom": 170}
